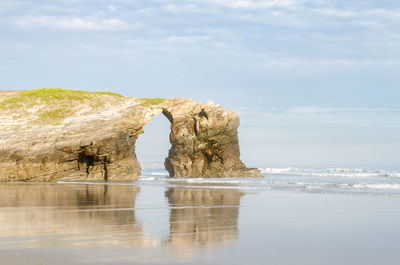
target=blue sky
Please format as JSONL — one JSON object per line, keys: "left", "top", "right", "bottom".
{"left": 1, "top": 0, "right": 399, "bottom": 168}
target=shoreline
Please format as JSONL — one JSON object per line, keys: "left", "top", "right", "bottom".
{"left": 1, "top": 182, "right": 400, "bottom": 265}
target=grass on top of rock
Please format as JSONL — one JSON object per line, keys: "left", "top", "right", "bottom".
{"left": 37, "top": 107, "right": 71, "bottom": 125}
{"left": 39, "top": 108, "right": 70, "bottom": 120}
{"left": 0, "top": 88, "right": 123, "bottom": 109}
{"left": 0, "top": 88, "right": 125, "bottom": 127}
{"left": 139, "top": 98, "right": 165, "bottom": 107}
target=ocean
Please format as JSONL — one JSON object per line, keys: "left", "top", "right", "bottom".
{"left": 138, "top": 165, "right": 400, "bottom": 196}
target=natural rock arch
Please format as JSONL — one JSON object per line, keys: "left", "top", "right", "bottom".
{"left": 134, "top": 99, "right": 261, "bottom": 179}
{"left": 0, "top": 96, "right": 261, "bottom": 182}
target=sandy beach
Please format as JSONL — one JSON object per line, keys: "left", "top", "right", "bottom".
{"left": 1, "top": 174, "right": 400, "bottom": 265}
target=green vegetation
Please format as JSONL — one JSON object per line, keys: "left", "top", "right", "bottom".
{"left": 0, "top": 95, "right": 24, "bottom": 109}
{"left": 139, "top": 98, "right": 165, "bottom": 107}
{"left": 0, "top": 88, "right": 125, "bottom": 127}
{"left": 39, "top": 108, "right": 69, "bottom": 120}
{"left": 93, "top": 91, "right": 123, "bottom": 97}
{"left": 0, "top": 88, "right": 123, "bottom": 109}
{"left": 37, "top": 108, "right": 71, "bottom": 125}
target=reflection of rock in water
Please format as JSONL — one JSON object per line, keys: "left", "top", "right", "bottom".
{"left": 0, "top": 183, "right": 143, "bottom": 247}
{"left": 165, "top": 187, "right": 243, "bottom": 251}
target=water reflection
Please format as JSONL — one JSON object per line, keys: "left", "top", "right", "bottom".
{"left": 0, "top": 183, "right": 244, "bottom": 257}
{"left": 165, "top": 187, "right": 243, "bottom": 253}
{"left": 0, "top": 183, "right": 143, "bottom": 248}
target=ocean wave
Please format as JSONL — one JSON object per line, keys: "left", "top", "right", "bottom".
{"left": 352, "top": 183, "right": 400, "bottom": 190}
{"left": 137, "top": 177, "right": 158, "bottom": 181}
{"left": 260, "top": 167, "right": 400, "bottom": 178}
{"left": 56, "top": 166, "right": 400, "bottom": 196}
{"left": 146, "top": 172, "right": 169, "bottom": 176}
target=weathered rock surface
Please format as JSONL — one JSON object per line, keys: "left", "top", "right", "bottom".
{"left": 0, "top": 90, "right": 261, "bottom": 182}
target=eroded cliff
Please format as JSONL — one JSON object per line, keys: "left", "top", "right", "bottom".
{"left": 0, "top": 89, "right": 261, "bottom": 181}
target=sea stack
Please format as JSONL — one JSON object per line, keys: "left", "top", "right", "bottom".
{"left": 0, "top": 89, "right": 261, "bottom": 182}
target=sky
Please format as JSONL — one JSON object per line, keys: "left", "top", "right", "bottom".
{"left": 1, "top": 0, "right": 399, "bottom": 169}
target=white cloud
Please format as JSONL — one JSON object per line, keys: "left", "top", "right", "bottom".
{"left": 313, "top": 8, "right": 356, "bottom": 17}
{"left": 203, "top": 0, "right": 302, "bottom": 9}
{"left": 254, "top": 54, "right": 400, "bottom": 71}
{"left": 166, "top": 35, "right": 211, "bottom": 44}
{"left": 164, "top": 4, "right": 199, "bottom": 13}
{"left": 15, "top": 16, "right": 130, "bottom": 31}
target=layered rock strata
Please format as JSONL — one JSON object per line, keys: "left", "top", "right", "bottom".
{"left": 0, "top": 90, "right": 261, "bottom": 181}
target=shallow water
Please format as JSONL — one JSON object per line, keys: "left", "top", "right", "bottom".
{"left": 140, "top": 166, "right": 400, "bottom": 196}
{"left": 1, "top": 166, "right": 400, "bottom": 264}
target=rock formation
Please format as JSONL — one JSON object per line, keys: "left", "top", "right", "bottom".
{"left": 0, "top": 89, "right": 261, "bottom": 182}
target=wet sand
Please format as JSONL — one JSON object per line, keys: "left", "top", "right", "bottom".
{"left": 1, "top": 182, "right": 400, "bottom": 264}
